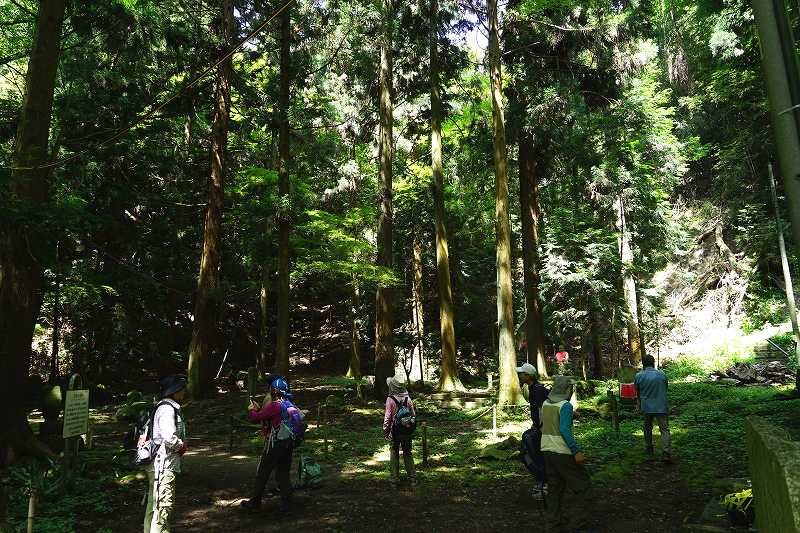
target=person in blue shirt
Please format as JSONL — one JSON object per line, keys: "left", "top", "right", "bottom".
{"left": 634, "top": 354, "right": 672, "bottom": 462}
{"left": 540, "top": 376, "right": 595, "bottom": 533}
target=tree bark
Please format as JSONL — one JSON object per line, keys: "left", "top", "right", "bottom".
{"left": 589, "top": 302, "right": 604, "bottom": 378}
{"left": 346, "top": 280, "right": 362, "bottom": 379}
{"left": 411, "top": 236, "right": 425, "bottom": 383}
{"left": 518, "top": 129, "right": 548, "bottom": 378}
{"left": 0, "top": 0, "right": 66, "bottom": 472}
{"left": 489, "top": 0, "right": 522, "bottom": 405}
{"left": 374, "top": 0, "right": 396, "bottom": 399}
{"left": 188, "top": 0, "right": 232, "bottom": 397}
{"left": 768, "top": 163, "right": 800, "bottom": 386}
{"left": 615, "top": 194, "right": 644, "bottom": 365}
{"left": 257, "top": 264, "right": 271, "bottom": 377}
{"left": 274, "top": 6, "right": 292, "bottom": 376}
{"left": 49, "top": 243, "right": 61, "bottom": 383}
{"left": 430, "top": 0, "right": 462, "bottom": 392}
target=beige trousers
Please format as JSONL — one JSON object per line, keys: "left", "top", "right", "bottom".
{"left": 144, "top": 467, "right": 176, "bottom": 533}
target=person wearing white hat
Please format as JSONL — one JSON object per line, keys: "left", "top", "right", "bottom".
{"left": 516, "top": 363, "right": 550, "bottom": 429}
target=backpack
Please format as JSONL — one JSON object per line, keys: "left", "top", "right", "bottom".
{"left": 273, "top": 399, "right": 305, "bottom": 447}
{"left": 519, "top": 427, "right": 546, "bottom": 483}
{"left": 390, "top": 396, "right": 417, "bottom": 438}
{"left": 123, "top": 400, "right": 177, "bottom": 467}
{"left": 295, "top": 455, "right": 322, "bottom": 489}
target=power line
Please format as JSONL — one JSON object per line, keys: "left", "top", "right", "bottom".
{"left": 7, "top": 0, "right": 296, "bottom": 172}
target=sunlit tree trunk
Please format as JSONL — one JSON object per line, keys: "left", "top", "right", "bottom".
{"left": 188, "top": 0, "right": 232, "bottom": 397}
{"left": 274, "top": 6, "right": 292, "bottom": 376}
{"left": 410, "top": 237, "right": 425, "bottom": 383}
{"left": 346, "top": 279, "right": 363, "bottom": 379}
{"left": 430, "top": 0, "right": 462, "bottom": 392}
{"left": 489, "top": 0, "right": 522, "bottom": 405}
{"left": 374, "top": 0, "right": 396, "bottom": 398}
{"left": 0, "top": 0, "right": 66, "bottom": 474}
{"left": 518, "top": 129, "right": 548, "bottom": 378}
{"left": 615, "top": 194, "right": 644, "bottom": 366}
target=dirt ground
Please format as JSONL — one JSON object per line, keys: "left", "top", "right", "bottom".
{"left": 103, "top": 377, "right": 708, "bottom": 533}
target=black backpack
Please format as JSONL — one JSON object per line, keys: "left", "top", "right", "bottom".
{"left": 520, "top": 427, "right": 546, "bottom": 483}
{"left": 122, "top": 400, "right": 177, "bottom": 466}
{"left": 390, "top": 396, "right": 417, "bottom": 438}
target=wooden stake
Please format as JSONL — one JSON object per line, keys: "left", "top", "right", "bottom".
{"left": 27, "top": 489, "right": 36, "bottom": 533}
{"left": 487, "top": 372, "right": 493, "bottom": 390}
{"left": 492, "top": 404, "right": 497, "bottom": 439}
{"left": 422, "top": 422, "right": 429, "bottom": 466}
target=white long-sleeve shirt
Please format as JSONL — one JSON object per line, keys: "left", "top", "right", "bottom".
{"left": 149, "top": 399, "right": 186, "bottom": 472}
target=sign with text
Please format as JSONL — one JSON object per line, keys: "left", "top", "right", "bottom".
{"left": 63, "top": 390, "right": 89, "bottom": 438}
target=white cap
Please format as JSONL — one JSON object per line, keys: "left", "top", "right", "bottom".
{"left": 515, "top": 363, "right": 538, "bottom": 377}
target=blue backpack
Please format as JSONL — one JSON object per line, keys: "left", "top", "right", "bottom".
{"left": 274, "top": 399, "right": 305, "bottom": 447}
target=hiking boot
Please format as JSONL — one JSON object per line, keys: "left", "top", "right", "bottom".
{"left": 240, "top": 499, "right": 261, "bottom": 512}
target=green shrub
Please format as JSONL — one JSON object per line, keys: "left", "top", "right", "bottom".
{"left": 662, "top": 356, "right": 704, "bottom": 380}
{"left": 742, "top": 294, "right": 787, "bottom": 333}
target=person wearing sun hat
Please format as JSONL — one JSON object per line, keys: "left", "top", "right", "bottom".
{"left": 144, "top": 374, "right": 188, "bottom": 533}
{"left": 383, "top": 376, "right": 417, "bottom": 484}
{"left": 516, "top": 362, "right": 550, "bottom": 429}
{"left": 540, "top": 375, "right": 594, "bottom": 533}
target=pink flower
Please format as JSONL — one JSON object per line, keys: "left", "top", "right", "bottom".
{"left": 555, "top": 351, "right": 569, "bottom": 363}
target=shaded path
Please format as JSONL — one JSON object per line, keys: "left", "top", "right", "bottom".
{"left": 111, "top": 377, "right": 706, "bottom": 532}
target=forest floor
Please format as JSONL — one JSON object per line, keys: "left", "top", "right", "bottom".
{"left": 15, "top": 373, "right": 800, "bottom": 532}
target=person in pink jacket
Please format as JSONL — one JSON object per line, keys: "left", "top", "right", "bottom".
{"left": 383, "top": 376, "right": 417, "bottom": 483}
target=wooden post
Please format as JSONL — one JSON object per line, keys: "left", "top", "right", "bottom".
{"left": 607, "top": 389, "right": 619, "bottom": 435}
{"left": 422, "top": 422, "right": 429, "bottom": 466}
{"left": 26, "top": 489, "right": 36, "bottom": 533}
{"left": 63, "top": 373, "right": 83, "bottom": 469}
{"left": 247, "top": 366, "right": 258, "bottom": 400}
{"left": 492, "top": 404, "right": 497, "bottom": 439}
{"left": 323, "top": 405, "right": 329, "bottom": 458}
{"left": 487, "top": 372, "right": 493, "bottom": 390}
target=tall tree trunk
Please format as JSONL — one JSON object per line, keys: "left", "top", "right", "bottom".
{"left": 0, "top": 0, "right": 66, "bottom": 468}
{"left": 615, "top": 194, "right": 644, "bottom": 366}
{"left": 430, "top": 0, "right": 462, "bottom": 392}
{"left": 49, "top": 252, "right": 61, "bottom": 383}
{"left": 274, "top": 6, "right": 292, "bottom": 376}
{"left": 346, "top": 280, "right": 362, "bottom": 379}
{"left": 374, "top": 0, "right": 396, "bottom": 399}
{"left": 410, "top": 237, "right": 425, "bottom": 383}
{"left": 257, "top": 265, "right": 271, "bottom": 377}
{"left": 589, "top": 302, "right": 604, "bottom": 378}
{"left": 488, "top": 0, "right": 522, "bottom": 405}
{"left": 769, "top": 163, "right": 800, "bottom": 387}
{"left": 518, "top": 129, "right": 548, "bottom": 378}
{"left": 188, "top": 0, "right": 232, "bottom": 397}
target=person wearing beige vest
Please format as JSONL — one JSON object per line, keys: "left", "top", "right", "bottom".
{"left": 539, "top": 376, "right": 595, "bottom": 533}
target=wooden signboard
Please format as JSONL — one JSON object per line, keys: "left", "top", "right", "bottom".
{"left": 62, "top": 389, "right": 89, "bottom": 438}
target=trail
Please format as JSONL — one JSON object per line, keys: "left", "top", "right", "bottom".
{"left": 109, "top": 377, "right": 706, "bottom": 532}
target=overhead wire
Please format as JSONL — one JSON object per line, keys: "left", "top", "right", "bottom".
{"left": 7, "top": 0, "right": 296, "bottom": 172}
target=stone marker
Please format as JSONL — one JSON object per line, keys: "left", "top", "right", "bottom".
{"left": 745, "top": 416, "right": 800, "bottom": 532}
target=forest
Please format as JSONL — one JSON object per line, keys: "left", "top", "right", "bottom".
{"left": 2, "top": 0, "right": 800, "bottom": 531}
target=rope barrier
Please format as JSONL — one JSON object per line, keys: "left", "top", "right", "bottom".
{"left": 6, "top": 0, "right": 296, "bottom": 172}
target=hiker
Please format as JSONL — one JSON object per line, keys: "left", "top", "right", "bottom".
{"left": 635, "top": 354, "right": 672, "bottom": 462}
{"left": 241, "top": 377, "right": 300, "bottom": 514}
{"left": 516, "top": 362, "right": 550, "bottom": 428}
{"left": 383, "top": 376, "right": 417, "bottom": 484}
{"left": 540, "top": 375, "right": 594, "bottom": 533}
{"left": 144, "top": 374, "right": 188, "bottom": 533}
